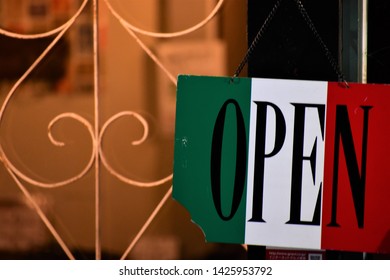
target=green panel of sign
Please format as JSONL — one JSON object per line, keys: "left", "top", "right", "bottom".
{"left": 173, "top": 75, "right": 251, "bottom": 244}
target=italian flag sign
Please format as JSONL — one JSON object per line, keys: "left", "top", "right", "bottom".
{"left": 173, "top": 75, "right": 390, "bottom": 254}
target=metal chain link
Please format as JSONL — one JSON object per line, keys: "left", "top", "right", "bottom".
{"left": 293, "top": 0, "right": 348, "bottom": 85}
{"left": 234, "top": 0, "right": 348, "bottom": 87}
{"left": 233, "top": 0, "right": 283, "bottom": 79}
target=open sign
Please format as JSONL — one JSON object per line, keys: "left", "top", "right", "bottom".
{"left": 173, "top": 75, "right": 390, "bottom": 254}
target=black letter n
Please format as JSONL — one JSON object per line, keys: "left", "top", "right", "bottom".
{"left": 328, "top": 105, "right": 372, "bottom": 229}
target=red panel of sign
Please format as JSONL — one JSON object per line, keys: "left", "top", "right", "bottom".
{"left": 322, "top": 82, "right": 390, "bottom": 253}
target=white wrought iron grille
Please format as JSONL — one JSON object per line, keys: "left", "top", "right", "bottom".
{"left": 0, "top": 0, "right": 246, "bottom": 260}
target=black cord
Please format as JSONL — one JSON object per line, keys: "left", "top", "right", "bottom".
{"left": 233, "top": 0, "right": 349, "bottom": 88}
{"left": 233, "top": 0, "right": 283, "bottom": 79}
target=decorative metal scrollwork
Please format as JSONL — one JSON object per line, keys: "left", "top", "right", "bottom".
{"left": 0, "top": 0, "right": 226, "bottom": 260}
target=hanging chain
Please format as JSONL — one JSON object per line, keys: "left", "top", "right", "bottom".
{"left": 233, "top": 0, "right": 283, "bottom": 79}
{"left": 292, "top": 0, "right": 348, "bottom": 86}
{"left": 233, "top": 0, "right": 349, "bottom": 87}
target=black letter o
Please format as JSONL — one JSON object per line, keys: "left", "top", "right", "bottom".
{"left": 210, "top": 99, "right": 247, "bottom": 221}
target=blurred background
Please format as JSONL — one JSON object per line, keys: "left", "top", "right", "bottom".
{"left": 2, "top": 0, "right": 389, "bottom": 260}
{"left": 0, "top": 0, "right": 247, "bottom": 259}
